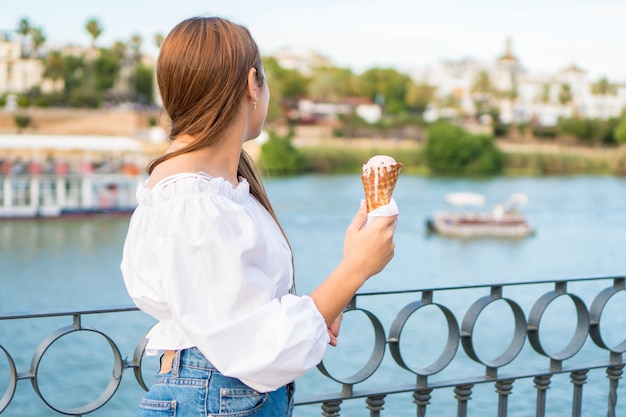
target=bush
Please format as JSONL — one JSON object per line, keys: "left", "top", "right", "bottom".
{"left": 259, "top": 130, "right": 306, "bottom": 176}
{"left": 14, "top": 114, "right": 32, "bottom": 130}
{"left": 423, "top": 122, "right": 504, "bottom": 175}
{"left": 614, "top": 119, "right": 626, "bottom": 144}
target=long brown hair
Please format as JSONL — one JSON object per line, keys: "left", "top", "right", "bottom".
{"left": 149, "top": 17, "right": 293, "bottom": 287}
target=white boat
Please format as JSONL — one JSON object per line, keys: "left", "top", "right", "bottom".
{"left": 0, "top": 134, "right": 147, "bottom": 219}
{"left": 0, "top": 173, "right": 141, "bottom": 219}
{"left": 426, "top": 192, "right": 534, "bottom": 238}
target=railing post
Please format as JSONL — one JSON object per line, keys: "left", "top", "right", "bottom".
{"left": 321, "top": 399, "right": 342, "bottom": 417}
{"left": 534, "top": 374, "right": 552, "bottom": 417}
{"left": 606, "top": 364, "right": 624, "bottom": 417}
{"left": 366, "top": 394, "right": 386, "bottom": 417}
{"left": 454, "top": 384, "right": 473, "bottom": 417}
{"left": 413, "top": 388, "right": 432, "bottom": 417}
{"left": 495, "top": 379, "right": 514, "bottom": 417}
{"left": 570, "top": 370, "right": 588, "bottom": 417}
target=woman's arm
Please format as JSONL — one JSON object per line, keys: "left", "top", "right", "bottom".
{"left": 310, "top": 201, "right": 397, "bottom": 326}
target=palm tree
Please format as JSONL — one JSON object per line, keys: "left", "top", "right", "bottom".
{"left": 471, "top": 71, "right": 494, "bottom": 117}
{"left": 591, "top": 77, "right": 617, "bottom": 119}
{"left": 17, "top": 17, "right": 31, "bottom": 57}
{"left": 30, "top": 27, "right": 46, "bottom": 58}
{"left": 43, "top": 51, "right": 64, "bottom": 91}
{"left": 129, "top": 34, "right": 143, "bottom": 62}
{"left": 85, "top": 18, "right": 103, "bottom": 49}
{"left": 154, "top": 33, "right": 164, "bottom": 49}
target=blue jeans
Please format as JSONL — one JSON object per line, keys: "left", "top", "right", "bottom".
{"left": 136, "top": 348, "right": 295, "bottom": 417}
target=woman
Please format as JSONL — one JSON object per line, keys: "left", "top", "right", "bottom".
{"left": 120, "top": 16, "right": 397, "bottom": 417}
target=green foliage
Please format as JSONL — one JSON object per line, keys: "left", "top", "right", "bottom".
{"left": 16, "top": 95, "right": 31, "bottom": 107}
{"left": 259, "top": 131, "right": 306, "bottom": 176}
{"left": 262, "top": 56, "right": 309, "bottom": 123}
{"left": 93, "top": 48, "right": 121, "bottom": 91}
{"left": 14, "top": 114, "right": 32, "bottom": 130}
{"left": 614, "top": 119, "right": 626, "bottom": 144}
{"left": 301, "top": 146, "right": 423, "bottom": 174}
{"left": 423, "top": 122, "right": 504, "bottom": 175}
{"left": 357, "top": 68, "right": 412, "bottom": 115}
{"left": 134, "top": 64, "right": 154, "bottom": 104}
{"left": 68, "top": 87, "right": 102, "bottom": 108}
{"left": 34, "top": 92, "right": 64, "bottom": 107}
{"left": 558, "top": 117, "right": 620, "bottom": 145}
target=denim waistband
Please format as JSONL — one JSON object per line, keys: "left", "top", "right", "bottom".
{"left": 176, "top": 347, "right": 217, "bottom": 370}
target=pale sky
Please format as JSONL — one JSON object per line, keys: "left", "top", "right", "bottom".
{"left": 2, "top": 0, "right": 626, "bottom": 82}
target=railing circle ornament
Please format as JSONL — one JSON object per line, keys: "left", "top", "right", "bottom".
{"left": 528, "top": 291, "right": 590, "bottom": 360}
{"left": 589, "top": 285, "right": 626, "bottom": 353}
{"left": 0, "top": 344, "right": 17, "bottom": 414}
{"left": 30, "top": 324, "right": 124, "bottom": 416}
{"left": 461, "top": 295, "right": 527, "bottom": 368}
{"left": 317, "top": 308, "right": 386, "bottom": 385}
{"left": 388, "top": 300, "right": 459, "bottom": 376}
{"left": 132, "top": 327, "right": 153, "bottom": 391}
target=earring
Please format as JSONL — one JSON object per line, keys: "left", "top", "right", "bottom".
{"left": 251, "top": 97, "right": 258, "bottom": 110}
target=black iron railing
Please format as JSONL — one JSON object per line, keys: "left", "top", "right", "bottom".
{"left": 0, "top": 276, "right": 624, "bottom": 416}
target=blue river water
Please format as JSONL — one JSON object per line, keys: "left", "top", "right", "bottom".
{"left": 1, "top": 174, "right": 626, "bottom": 416}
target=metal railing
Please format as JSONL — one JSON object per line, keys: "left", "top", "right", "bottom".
{"left": 0, "top": 276, "right": 624, "bottom": 416}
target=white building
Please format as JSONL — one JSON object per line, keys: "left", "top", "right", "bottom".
{"left": 0, "top": 32, "right": 44, "bottom": 96}
{"left": 416, "top": 39, "right": 626, "bottom": 126}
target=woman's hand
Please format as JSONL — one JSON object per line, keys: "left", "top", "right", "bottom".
{"left": 342, "top": 200, "right": 397, "bottom": 282}
{"left": 327, "top": 312, "right": 343, "bottom": 346}
{"left": 309, "top": 201, "right": 398, "bottom": 327}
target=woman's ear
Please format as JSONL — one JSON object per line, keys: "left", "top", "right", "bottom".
{"left": 247, "top": 67, "right": 258, "bottom": 100}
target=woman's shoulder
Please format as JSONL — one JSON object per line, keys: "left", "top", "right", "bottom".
{"left": 136, "top": 172, "right": 250, "bottom": 206}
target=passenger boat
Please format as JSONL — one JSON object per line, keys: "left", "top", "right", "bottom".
{"left": 426, "top": 192, "right": 534, "bottom": 238}
{"left": 0, "top": 173, "right": 141, "bottom": 219}
{"left": 0, "top": 134, "right": 147, "bottom": 219}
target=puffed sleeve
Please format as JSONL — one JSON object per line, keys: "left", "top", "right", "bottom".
{"left": 122, "top": 180, "right": 330, "bottom": 392}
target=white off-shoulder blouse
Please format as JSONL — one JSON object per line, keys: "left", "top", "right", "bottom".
{"left": 120, "top": 172, "right": 329, "bottom": 392}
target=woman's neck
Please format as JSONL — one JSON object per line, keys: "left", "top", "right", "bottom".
{"left": 151, "top": 134, "right": 242, "bottom": 188}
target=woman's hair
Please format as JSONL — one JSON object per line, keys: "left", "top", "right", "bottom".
{"left": 149, "top": 17, "right": 293, "bottom": 288}
{"left": 149, "top": 17, "right": 273, "bottom": 212}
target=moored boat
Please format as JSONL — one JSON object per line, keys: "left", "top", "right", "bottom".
{"left": 0, "top": 173, "right": 141, "bottom": 219}
{"left": 0, "top": 134, "right": 148, "bottom": 219}
{"left": 426, "top": 192, "right": 534, "bottom": 238}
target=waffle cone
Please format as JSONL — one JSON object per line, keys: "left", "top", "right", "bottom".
{"left": 361, "top": 163, "right": 402, "bottom": 212}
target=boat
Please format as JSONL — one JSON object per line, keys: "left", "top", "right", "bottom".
{"left": 0, "top": 134, "right": 147, "bottom": 219}
{"left": 426, "top": 192, "right": 534, "bottom": 238}
{"left": 0, "top": 173, "right": 141, "bottom": 219}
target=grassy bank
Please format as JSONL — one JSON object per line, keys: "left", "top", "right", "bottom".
{"left": 295, "top": 140, "right": 626, "bottom": 176}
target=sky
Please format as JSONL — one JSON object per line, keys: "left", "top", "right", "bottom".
{"left": 2, "top": 0, "right": 626, "bottom": 82}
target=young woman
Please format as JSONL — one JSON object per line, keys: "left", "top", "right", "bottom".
{"left": 120, "top": 16, "right": 397, "bottom": 417}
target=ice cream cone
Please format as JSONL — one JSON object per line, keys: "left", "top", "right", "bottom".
{"left": 361, "top": 156, "right": 402, "bottom": 212}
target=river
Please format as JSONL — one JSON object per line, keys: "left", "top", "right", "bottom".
{"left": 1, "top": 174, "right": 625, "bottom": 416}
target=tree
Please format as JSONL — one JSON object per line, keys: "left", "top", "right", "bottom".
{"left": 308, "top": 66, "right": 358, "bottom": 101}
{"left": 614, "top": 119, "right": 626, "bottom": 145}
{"left": 30, "top": 27, "right": 46, "bottom": 58}
{"left": 259, "top": 130, "right": 305, "bottom": 175}
{"left": 558, "top": 83, "right": 572, "bottom": 106}
{"left": 262, "top": 56, "right": 308, "bottom": 123}
{"left": 592, "top": 77, "right": 617, "bottom": 119}
{"left": 406, "top": 81, "right": 436, "bottom": 116}
{"left": 85, "top": 18, "right": 103, "bottom": 49}
{"left": 43, "top": 51, "right": 64, "bottom": 83}
{"left": 423, "top": 122, "right": 504, "bottom": 175}
{"left": 154, "top": 33, "right": 164, "bottom": 49}
{"left": 357, "top": 67, "right": 411, "bottom": 115}
{"left": 471, "top": 71, "right": 494, "bottom": 116}
{"left": 17, "top": 17, "right": 31, "bottom": 57}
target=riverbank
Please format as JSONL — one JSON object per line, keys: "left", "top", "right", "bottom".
{"left": 2, "top": 108, "right": 626, "bottom": 176}
{"left": 285, "top": 131, "right": 626, "bottom": 176}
